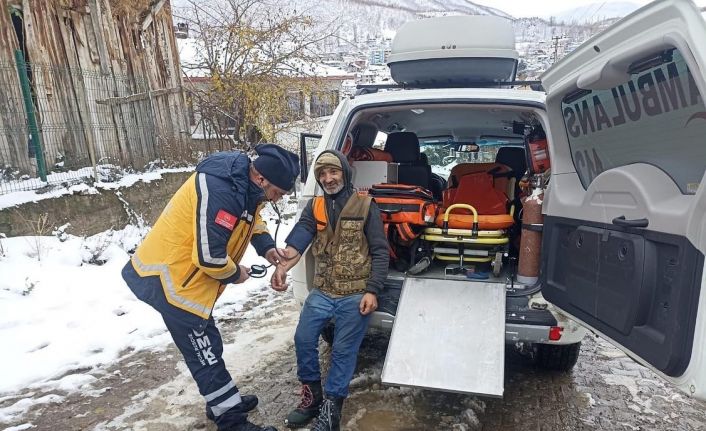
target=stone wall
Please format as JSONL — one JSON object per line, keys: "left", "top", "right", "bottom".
{"left": 0, "top": 172, "right": 192, "bottom": 237}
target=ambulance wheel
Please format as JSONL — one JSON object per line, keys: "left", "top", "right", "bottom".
{"left": 320, "top": 322, "right": 335, "bottom": 345}
{"left": 492, "top": 252, "right": 503, "bottom": 277}
{"left": 533, "top": 342, "right": 581, "bottom": 372}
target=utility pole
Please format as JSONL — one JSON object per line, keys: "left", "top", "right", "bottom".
{"left": 551, "top": 35, "right": 563, "bottom": 63}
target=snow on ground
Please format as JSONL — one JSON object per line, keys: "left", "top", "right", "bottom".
{"left": 93, "top": 281, "right": 298, "bottom": 431}
{"left": 0, "top": 167, "right": 194, "bottom": 210}
{"left": 0, "top": 195, "right": 296, "bottom": 425}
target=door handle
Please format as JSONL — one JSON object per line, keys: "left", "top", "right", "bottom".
{"left": 612, "top": 215, "right": 649, "bottom": 228}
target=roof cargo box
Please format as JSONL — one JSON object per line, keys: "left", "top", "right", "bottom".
{"left": 387, "top": 16, "right": 518, "bottom": 86}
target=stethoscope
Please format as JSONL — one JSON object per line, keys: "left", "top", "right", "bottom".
{"left": 247, "top": 199, "right": 287, "bottom": 278}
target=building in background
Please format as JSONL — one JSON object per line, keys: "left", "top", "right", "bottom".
{"left": 177, "top": 37, "right": 353, "bottom": 152}
{"left": 367, "top": 36, "right": 392, "bottom": 65}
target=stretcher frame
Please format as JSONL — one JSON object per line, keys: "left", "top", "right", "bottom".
{"left": 422, "top": 204, "right": 511, "bottom": 275}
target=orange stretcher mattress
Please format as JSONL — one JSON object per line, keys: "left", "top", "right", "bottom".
{"left": 435, "top": 212, "right": 515, "bottom": 230}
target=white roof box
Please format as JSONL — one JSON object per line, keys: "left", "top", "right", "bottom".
{"left": 387, "top": 15, "right": 519, "bottom": 86}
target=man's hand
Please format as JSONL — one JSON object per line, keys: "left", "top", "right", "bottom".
{"left": 235, "top": 265, "right": 250, "bottom": 284}
{"left": 359, "top": 292, "right": 378, "bottom": 315}
{"left": 270, "top": 266, "right": 289, "bottom": 292}
{"left": 265, "top": 247, "right": 289, "bottom": 266}
{"left": 278, "top": 246, "right": 302, "bottom": 271}
{"left": 281, "top": 245, "right": 300, "bottom": 260}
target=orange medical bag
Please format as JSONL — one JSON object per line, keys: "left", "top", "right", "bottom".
{"left": 369, "top": 184, "right": 437, "bottom": 226}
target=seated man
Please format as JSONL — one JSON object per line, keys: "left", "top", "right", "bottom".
{"left": 271, "top": 150, "right": 389, "bottom": 431}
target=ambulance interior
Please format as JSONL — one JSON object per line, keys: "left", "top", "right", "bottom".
{"left": 343, "top": 103, "right": 549, "bottom": 285}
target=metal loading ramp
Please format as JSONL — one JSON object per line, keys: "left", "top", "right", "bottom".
{"left": 381, "top": 277, "right": 506, "bottom": 397}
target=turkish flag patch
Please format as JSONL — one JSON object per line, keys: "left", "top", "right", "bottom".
{"left": 215, "top": 209, "right": 237, "bottom": 231}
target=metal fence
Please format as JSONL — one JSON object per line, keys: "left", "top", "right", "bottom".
{"left": 0, "top": 55, "right": 174, "bottom": 195}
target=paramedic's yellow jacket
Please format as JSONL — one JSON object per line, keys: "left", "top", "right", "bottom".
{"left": 122, "top": 151, "right": 274, "bottom": 321}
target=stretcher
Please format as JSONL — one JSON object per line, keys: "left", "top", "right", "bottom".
{"left": 421, "top": 204, "right": 512, "bottom": 276}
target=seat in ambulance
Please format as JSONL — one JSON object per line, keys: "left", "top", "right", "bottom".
{"left": 384, "top": 132, "right": 432, "bottom": 192}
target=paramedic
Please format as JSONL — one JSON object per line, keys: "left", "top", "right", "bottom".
{"left": 271, "top": 150, "right": 389, "bottom": 430}
{"left": 122, "top": 144, "right": 300, "bottom": 431}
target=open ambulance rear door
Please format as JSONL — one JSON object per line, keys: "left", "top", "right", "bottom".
{"left": 540, "top": 0, "right": 706, "bottom": 400}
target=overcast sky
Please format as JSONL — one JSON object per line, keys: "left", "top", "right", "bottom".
{"left": 473, "top": 0, "right": 705, "bottom": 18}
{"left": 474, "top": 0, "right": 648, "bottom": 18}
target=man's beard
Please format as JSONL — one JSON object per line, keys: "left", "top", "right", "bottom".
{"left": 323, "top": 182, "right": 344, "bottom": 195}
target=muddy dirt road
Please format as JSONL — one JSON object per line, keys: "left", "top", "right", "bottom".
{"left": 3, "top": 287, "right": 705, "bottom": 431}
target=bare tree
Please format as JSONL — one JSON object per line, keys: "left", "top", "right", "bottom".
{"left": 177, "top": 0, "right": 341, "bottom": 146}
{"left": 15, "top": 211, "right": 52, "bottom": 262}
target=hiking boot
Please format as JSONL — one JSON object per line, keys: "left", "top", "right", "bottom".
{"left": 207, "top": 394, "right": 259, "bottom": 420}
{"left": 226, "top": 422, "right": 277, "bottom": 431}
{"left": 309, "top": 396, "right": 343, "bottom": 431}
{"left": 285, "top": 381, "right": 323, "bottom": 428}
{"left": 407, "top": 256, "right": 431, "bottom": 275}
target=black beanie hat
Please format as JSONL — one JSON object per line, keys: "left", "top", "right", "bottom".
{"left": 252, "top": 144, "right": 300, "bottom": 191}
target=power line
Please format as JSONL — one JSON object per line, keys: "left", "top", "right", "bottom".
{"left": 574, "top": 2, "right": 601, "bottom": 24}
{"left": 587, "top": 1, "right": 608, "bottom": 23}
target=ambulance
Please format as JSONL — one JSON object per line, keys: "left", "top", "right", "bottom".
{"left": 291, "top": 0, "right": 706, "bottom": 399}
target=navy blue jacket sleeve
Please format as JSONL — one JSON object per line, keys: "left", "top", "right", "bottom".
{"left": 193, "top": 172, "right": 245, "bottom": 282}
{"left": 364, "top": 200, "right": 389, "bottom": 295}
{"left": 251, "top": 232, "right": 275, "bottom": 256}
{"left": 285, "top": 199, "right": 316, "bottom": 254}
{"left": 219, "top": 265, "right": 242, "bottom": 285}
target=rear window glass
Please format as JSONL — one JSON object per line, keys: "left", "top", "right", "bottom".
{"left": 561, "top": 48, "right": 706, "bottom": 194}
{"left": 420, "top": 141, "right": 509, "bottom": 178}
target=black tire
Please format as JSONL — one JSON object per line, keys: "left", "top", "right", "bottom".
{"left": 533, "top": 342, "right": 581, "bottom": 371}
{"left": 320, "top": 322, "right": 335, "bottom": 345}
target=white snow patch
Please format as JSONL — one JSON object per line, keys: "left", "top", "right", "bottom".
{"left": 0, "top": 394, "right": 64, "bottom": 424}
{"left": 3, "top": 423, "right": 35, "bottom": 431}
{"left": 583, "top": 391, "right": 596, "bottom": 407}
{"left": 0, "top": 200, "right": 296, "bottom": 426}
{"left": 597, "top": 344, "right": 627, "bottom": 359}
{"left": 96, "top": 167, "right": 194, "bottom": 190}
{"left": 602, "top": 374, "right": 659, "bottom": 417}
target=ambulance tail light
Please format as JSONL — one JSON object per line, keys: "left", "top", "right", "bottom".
{"left": 549, "top": 326, "right": 563, "bottom": 341}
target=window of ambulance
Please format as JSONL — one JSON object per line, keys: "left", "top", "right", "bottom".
{"left": 560, "top": 48, "right": 706, "bottom": 195}
{"left": 420, "top": 137, "right": 523, "bottom": 179}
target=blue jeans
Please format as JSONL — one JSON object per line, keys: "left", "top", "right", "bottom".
{"left": 294, "top": 289, "right": 371, "bottom": 398}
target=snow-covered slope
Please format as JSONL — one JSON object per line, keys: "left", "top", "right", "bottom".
{"left": 343, "top": 0, "right": 513, "bottom": 19}
{"left": 171, "top": 0, "right": 640, "bottom": 82}
{"left": 305, "top": 0, "right": 513, "bottom": 46}
{"left": 552, "top": 2, "right": 641, "bottom": 24}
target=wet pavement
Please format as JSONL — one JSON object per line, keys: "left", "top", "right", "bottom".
{"left": 4, "top": 291, "right": 705, "bottom": 431}
{"left": 246, "top": 298, "right": 706, "bottom": 431}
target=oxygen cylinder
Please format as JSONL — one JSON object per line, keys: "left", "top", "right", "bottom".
{"left": 517, "top": 190, "right": 544, "bottom": 285}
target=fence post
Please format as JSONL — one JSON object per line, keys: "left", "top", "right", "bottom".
{"left": 14, "top": 49, "right": 47, "bottom": 182}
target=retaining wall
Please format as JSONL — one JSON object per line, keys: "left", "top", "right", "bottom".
{"left": 0, "top": 172, "right": 192, "bottom": 237}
